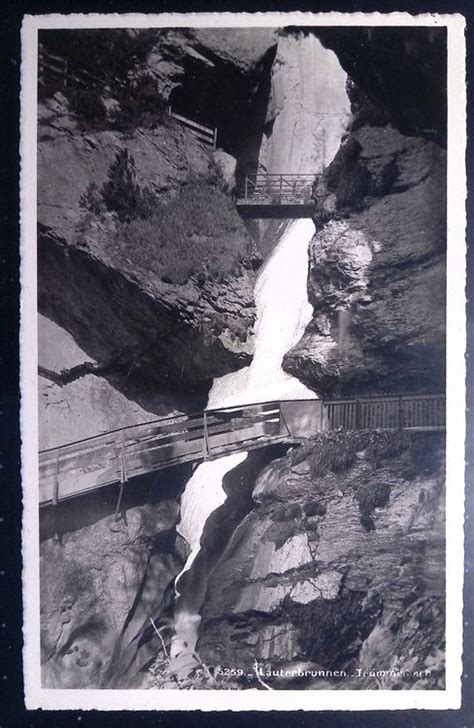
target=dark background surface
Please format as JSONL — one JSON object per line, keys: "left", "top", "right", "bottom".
{"left": 1, "top": 0, "right": 472, "bottom": 726}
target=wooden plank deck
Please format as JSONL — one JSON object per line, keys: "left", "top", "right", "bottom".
{"left": 38, "top": 394, "right": 445, "bottom": 507}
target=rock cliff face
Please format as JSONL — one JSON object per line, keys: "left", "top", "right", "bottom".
{"left": 40, "top": 465, "right": 191, "bottom": 689}
{"left": 38, "top": 315, "right": 168, "bottom": 449}
{"left": 283, "top": 30, "right": 446, "bottom": 397}
{"left": 198, "top": 431, "right": 445, "bottom": 689}
{"left": 38, "top": 93, "right": 257, "bottom": 401}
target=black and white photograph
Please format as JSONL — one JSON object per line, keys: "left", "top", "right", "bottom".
{"left": 20, "top": 12, "right": 467, "bottom": 711}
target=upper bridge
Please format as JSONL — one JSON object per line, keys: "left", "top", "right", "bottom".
{"left": 236, "top": 174, "right": 318, "bottom": 218}
{"left": 39, "top": 393, "right": 445, "bottom": 510}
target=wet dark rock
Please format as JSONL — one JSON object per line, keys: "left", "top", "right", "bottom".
{"left": 40, "top": 466, "right": 192, "bottom": 689}
{"left": 284, "top": 126, "right": 446, "bottom": 397}
{"left": 197, "top": 431, "right": 445, "bottom": 689}
{"left": 313, "top": 26, "right": 447, "bottom": 144}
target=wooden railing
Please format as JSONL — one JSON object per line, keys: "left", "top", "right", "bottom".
{"left": 167, "top": 106, "right": 217, "bottom": 148}
{"left": 38, "top": 49, "right": 125, "bottom": 95}
{"left": 237, "top": 174, "right": 317, "bottom": 205}
{"left": 38, "top": 394, "right": 445, "bottom": 509}
{"left": 39, "top": 50, "right": 218, "bottom": 149}
{"left": 323, "top": 393, "right": 446, "bottom": 431}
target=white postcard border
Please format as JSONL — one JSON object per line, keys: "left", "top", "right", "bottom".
{"left": 20, "top": 11, "right": 467, "bottom": 711}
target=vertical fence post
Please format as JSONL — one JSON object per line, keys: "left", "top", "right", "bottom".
{"left": 320, "top": 400, "right": 325, "bottom": 431}
{"left": 398, "top": 395, "right": 403, "bottom": 431}
{"left": 245, "top": 176, "right": 248, "bottom": 202}
{"left": 355, "top": 399, "right": 361, "bottom": 429}
{"left": 213, "top": 127, "right": 218, "bottom": 149}
{"left": 114, "top": 431, "right": 128, "bottom": 521}
{"left": 203, "top": 411, "right": 211, "bottom": 461}
{"left": 52, "top": 450, "right": 60, "bottom": 506}
{"left": 279, "top": 175, "right": 283, "bottom": 204}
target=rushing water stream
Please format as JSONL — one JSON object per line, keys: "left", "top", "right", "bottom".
{"left": 169, "top": 36, "right": 351, "bottom": 670}
{"left": 170, "top": 219, "right": 317, "bottom": 667}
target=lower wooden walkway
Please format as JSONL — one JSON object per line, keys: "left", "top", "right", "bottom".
{"left": 39, "top": 393, "right": 445, "bottom": 508}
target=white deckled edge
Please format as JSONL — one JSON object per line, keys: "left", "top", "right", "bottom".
{"left": 444, "top": 11, "right": 467, "bottom": 711}
{"left": 19, "top": 11, "right": 467, "bottom": 712}
{"left": 20, "top": 15, "right": 41, "bottom": 711}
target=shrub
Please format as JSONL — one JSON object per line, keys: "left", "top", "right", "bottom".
{"left": 117, "top": 73, "right": 166, "bottom": 126}
{"left": 308, "top": 437, "right": 358, "bottom": 479}
{"left": 355, "top": 479, "right": 391, "bottom": 532}
{"left": 100, "top": 149, "right": 156, "bottom": 222}
{"left": 68, "top": 88, "right": 107, "bottom": 128}
{"left": 79, "top": 182, "right": 103, "bottom": 215}
{"left": 108, "top": 181, "right": 251, "bottom": 285}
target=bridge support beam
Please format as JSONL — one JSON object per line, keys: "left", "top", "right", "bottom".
{"left": 114, "top": 431, "right": 129, "bottom": 521}
{"left": 203, "top": 411, "right": 212, "bottom": 461}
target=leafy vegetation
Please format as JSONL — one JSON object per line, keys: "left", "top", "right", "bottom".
{"left": 67, "top": 89, "right": 107, "bottom": 128}
{"left": 100, "top": 149, "right": 155, "bottom": 222}
{"left": 289, "top": 429, "right": 441, "bottom": 532}
{"left": 39, "top": 29, "right": 168, "bottom": 129}
{"left": 79, "top": 149, "right": 252, "bottom": 286}
{"left": 40, "top": 28, "right": 159, "bottom": 86}
{"left": 116, "top": 74, "right": 167, "bottom": 127}
{"left": 110, "top": 185, "right": 251, "bottom": 285}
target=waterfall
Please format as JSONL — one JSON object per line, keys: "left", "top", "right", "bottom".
{"left": 176, "top": 218, "right": 316, "bottom": 583}
{"left": 170, "top": 36, "right": 350, "bottom": 668}
{"left": 170, "top": 219, "right": 317, "bottom": 666}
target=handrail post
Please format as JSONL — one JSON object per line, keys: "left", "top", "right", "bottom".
{"left": 280, "top": 174, "right": 283, "bottom": 204}
{"left": 203, "top": 411, "right": 211, "bottom": 461}
{"left": 245, "top": 176, "right": 248, "bottom": 202}
{"left": 355, "top": 399, "right": 361, "bottom": 429}
{"left": 115, "top": 431, "right": 128, "bottom": 521}
{"left": 213, "top": 127, "right": 218, "bottom": 149}
{"left": 52, "top": 450, "right": 60, "bottom": 506}
{"left": 398, "top": 395, "right": 403, "bottom": 431}
{"left": 279, "top": 403, "right": 292, "bottom": 438}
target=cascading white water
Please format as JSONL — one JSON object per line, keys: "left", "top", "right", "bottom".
{"left": 176, "top": 218, "right": 316, "bottom": 584}
{"left": 170, "top": 219, "right": 317, "bottom": 664}
{"left": 170, "top": 37, "right": 350, "bottom": 667}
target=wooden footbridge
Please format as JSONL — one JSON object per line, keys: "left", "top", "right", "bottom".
{"left": 39, "top": 393, "right": 445, "bottom": 509}
{"left": 236, "top": 174, "right": 318, "bottom": 218}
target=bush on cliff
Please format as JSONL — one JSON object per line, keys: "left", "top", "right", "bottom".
{"left": 68, "top": 88, "right": 107, "bottom": 129}
{"left": 111, "top": 182, "right": 251, "bottom": 285}
{"left": 116, "top": 74, "right": 167, "bottom": 127}
{"left": 101, "top": 149, "right": 155, "bottom": 222}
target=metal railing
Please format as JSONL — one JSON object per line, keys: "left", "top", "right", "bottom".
{"left": 237, "top": 174, "right": 317, "bottom": 205}
{"left": 38, "top": 393, "right": 445, "bottom": 509}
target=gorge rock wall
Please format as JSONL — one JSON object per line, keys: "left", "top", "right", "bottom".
{"left": 39, "top": 316, "right": 160, "bottom": 449}
{"left": 198, "top": 430, "right": 445, "bottom": 689}
{"left": 283, "top": 28, "right": 446, "bottom": 397}
{"left": 40, "top": 464, "right": 192, "bottom": 689}
{"left": 38, "top": 93, "right": 257, "bottom": 405}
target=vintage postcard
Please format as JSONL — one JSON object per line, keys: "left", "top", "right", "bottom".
{"left": 20, "top": 11, "right": 466, "bottom": 711}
